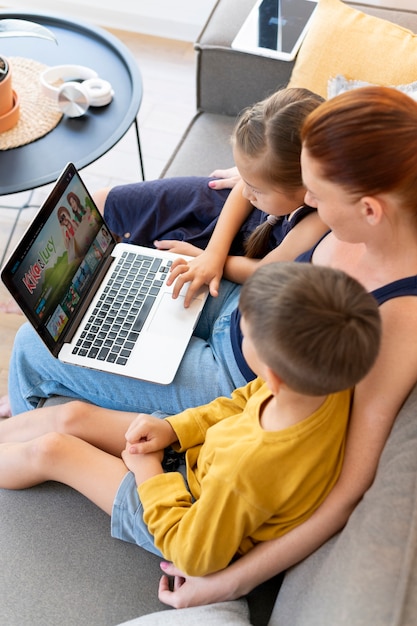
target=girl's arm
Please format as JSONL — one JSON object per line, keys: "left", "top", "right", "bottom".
{"left": 158, "top": 296, "right": 417, "bottom": 607}
{"left": 159, "top": 209, "right": 328, "bottom": 298}
{"left": 156, "top": 212, "right": 328, "bottom": 282}
{"left": 167, "top": 180, "right": 252, "bottom": 307}
{"left": 223, "top": 211, "right": 329, "bottom": 284}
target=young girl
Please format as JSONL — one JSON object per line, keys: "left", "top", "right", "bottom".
{"left": 97, "top": 88, "right": 328, "bottom": 307}
{"left": 95, "top": 88, "right": 325, "bottom": 271}
{"left": 162, "top": 88, "right": 329, "bottom": 306}
{"left": 5, "top": 88, "right": 328, "bottom": 416}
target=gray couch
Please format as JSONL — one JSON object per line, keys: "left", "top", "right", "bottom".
{"left": 2, "top": 2, "right": 417, "bottom": 625}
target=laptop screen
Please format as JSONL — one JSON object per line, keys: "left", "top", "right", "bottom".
{"left": 1, "top": 164, "right": 115, "bottom": 352}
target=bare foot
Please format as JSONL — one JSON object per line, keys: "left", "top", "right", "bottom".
{"left": 0, "top": 300, "right": 22, "bottom": 315}
{"left": 0, "top": 396, "right": 12, "bottom": 418}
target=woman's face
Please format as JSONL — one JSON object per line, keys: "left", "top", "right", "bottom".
{"left": 301, "top": 147, "right": 363, "bottom": 242}
{"left": 234, "top": 148, "right": 304, "bottom": 216}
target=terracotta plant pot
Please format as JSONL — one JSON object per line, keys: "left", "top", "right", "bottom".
{"left": 0, "top": 56, "right": 20, "bottom": 132}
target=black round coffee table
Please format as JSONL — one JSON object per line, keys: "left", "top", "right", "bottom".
{"left": 0, "top": 10, "right": 144, "bottom": 195}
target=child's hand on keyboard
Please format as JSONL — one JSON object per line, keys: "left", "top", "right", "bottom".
{"left": 167, "top": 249, "right": 224, "bottom": 308}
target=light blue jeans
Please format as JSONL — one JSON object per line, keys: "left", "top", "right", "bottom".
{"left": 9, "top": 280, "right": 248, "bottom": 416}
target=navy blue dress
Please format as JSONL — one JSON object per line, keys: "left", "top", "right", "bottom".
{"left": 103, "top": 176, "right": 313, "bottom": 256}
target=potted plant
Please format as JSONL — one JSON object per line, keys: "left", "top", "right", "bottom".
{"left": 0, "top": 19, "right": 56, "bottom": 132}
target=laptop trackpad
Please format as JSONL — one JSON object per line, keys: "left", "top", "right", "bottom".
{"left": 147, "top": 293, "right": 201, "bottom": 336}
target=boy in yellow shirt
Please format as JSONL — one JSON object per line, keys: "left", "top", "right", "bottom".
{"left": 0, "top": 262, "right": 381, "bottom": 576}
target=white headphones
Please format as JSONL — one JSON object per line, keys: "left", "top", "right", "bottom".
{"left": 40, "top": 64, "right": 114, "bottom": 118}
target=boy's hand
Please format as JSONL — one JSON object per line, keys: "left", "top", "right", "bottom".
{"left": 122, "top": 448, "right": 164, "bottom": 484}
{"left": 125, "top": 414, "right": 177, "bottom": 454}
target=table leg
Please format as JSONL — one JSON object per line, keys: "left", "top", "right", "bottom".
{"left": 0, "top": 189, "right": 37, "bottom": 268}
{"left": 134, "top": 118, "right": 146, "bottom": 181}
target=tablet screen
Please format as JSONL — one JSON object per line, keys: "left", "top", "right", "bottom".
{"left": 232, "top": 0, "right": 317, "bottom": 61}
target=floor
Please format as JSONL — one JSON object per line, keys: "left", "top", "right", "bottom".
{"left": 0, "top": 29, "right": 197, "bottom": 398}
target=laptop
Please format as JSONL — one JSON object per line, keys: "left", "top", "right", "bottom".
{"left": 1, "top": 163, "right": 208, "bottom": 385}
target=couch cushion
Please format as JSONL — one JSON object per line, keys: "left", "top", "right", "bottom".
{"left": 269, "top": 382, "right": 417, "bottom": 626}
{"left": 0, "top": 481, "right": 166, "bottom": 625}
{"left": 288, "top": 0, "right": 417, "bottom": 98}
{"left": 161, "top": 112, "right": 236, "bottom": 178}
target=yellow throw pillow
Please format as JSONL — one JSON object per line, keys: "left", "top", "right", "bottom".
{"left": 287, "top": 0, "right": 417, "bottom": 98}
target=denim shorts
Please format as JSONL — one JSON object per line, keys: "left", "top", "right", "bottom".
{"left": 111, "top": 455, "right": 188, "bottom": 557}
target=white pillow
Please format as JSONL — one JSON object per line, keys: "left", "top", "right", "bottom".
{"left": 328, "top": 75, "right": 417, "bottom": 102}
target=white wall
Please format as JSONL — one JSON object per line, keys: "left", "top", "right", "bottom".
{"left": 0, "top": 0, "right": 218, "bottom": 41}
{"left": 2, "top": 0, "right": 414, "bottom": 41}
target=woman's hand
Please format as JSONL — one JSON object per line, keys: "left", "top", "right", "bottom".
{"left": 208, "top": 167, "right": 241, "bottom": 190}
{"left": 158, "top": 562, "right": 238, "bottom": 608}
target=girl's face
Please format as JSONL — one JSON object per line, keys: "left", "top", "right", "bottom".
{"left": 234, "top": 148, "right": 305, "bottom": 216}
{"left": 301, "top": 148, "right": 364, "bottom": 243}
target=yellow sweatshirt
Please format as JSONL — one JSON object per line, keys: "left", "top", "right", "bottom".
{"left": 138, "top": 377, "right": 351, "bottom": 576}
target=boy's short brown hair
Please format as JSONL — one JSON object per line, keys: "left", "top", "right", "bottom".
{"left": 239, "top": 262, "right": 381, "bottom": 395}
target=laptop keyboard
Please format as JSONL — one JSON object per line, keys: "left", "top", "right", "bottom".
{"left": 72, "top": 250, "right": 172, "bottom": 366}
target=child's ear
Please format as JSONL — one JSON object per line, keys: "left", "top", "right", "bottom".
{"left": 263, "top": 365, "right": 283, "bottom": 395}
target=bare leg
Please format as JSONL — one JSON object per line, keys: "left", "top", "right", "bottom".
{"left": 0, "top": 396, "right": 12, "bottom": 418}
{"left": 92, "top": 186, "right": 122, "bottom": 241}
{"left": 0, "top": 300, "right": 23, "bottom": 315}
{"left": 0, "top": 400, "right": 138, "bottom": 456}
{"left": 0, "top": 432, "right": 128, "bottom": 515}
{"left": 92, "top": 187, "right": 112, "bottom": 216}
